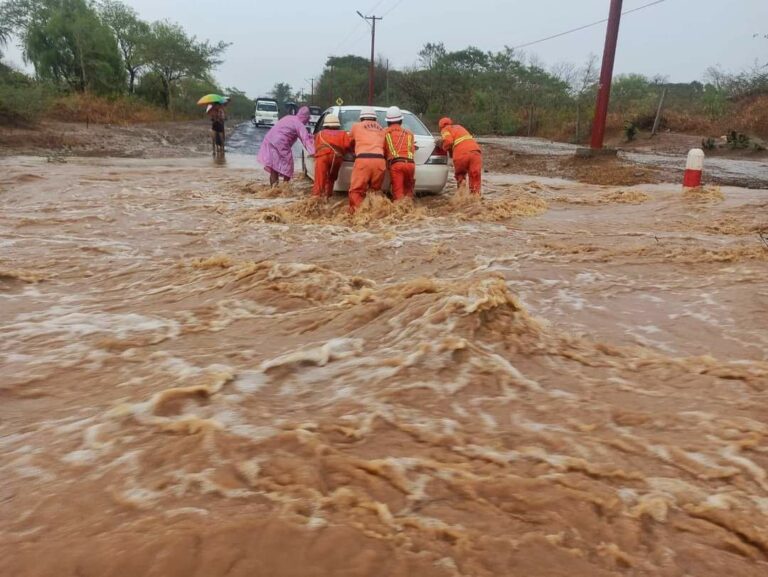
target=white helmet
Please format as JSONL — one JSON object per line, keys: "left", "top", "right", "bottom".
{"left": 324, "top": 114, "right": 341, "bottom": 128}
{"left": 385, "top": 106, "right": 403, "bottom": 123}
{"left": 359, "top": 106, "right": 377, "bottom": 120}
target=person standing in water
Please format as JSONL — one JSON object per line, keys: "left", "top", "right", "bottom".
{"left": 439, "top": 117, "right": 482, "bottom": 195}
{"left": 257, "top": 106, "right": 315, "bottom": 186}
{"left": 312, "top": 114, "right": 351, "bottom": 198}
{"left": 347, "top": 107, "right": 386, "bottom": 211}
{"left": 383, "top": 106, "right": 416, "bottom": 202}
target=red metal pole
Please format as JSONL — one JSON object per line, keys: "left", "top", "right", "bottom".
{"left": 590, "top": 0, "right": 624, "bottom": 149}
{"left": 368, "top": 17, "right": 376, "bottom": 105}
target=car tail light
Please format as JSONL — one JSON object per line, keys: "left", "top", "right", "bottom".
{"left": 426, "top": 145, "right": 448, "bottom": 165}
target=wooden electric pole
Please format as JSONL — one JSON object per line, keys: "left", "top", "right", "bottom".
{"left": 590, "top": 0, "right": 624, "bottom": 149}
{"left": 651, "top": 87, "right": 667, "bottom": 137}
{"left": 357, "top": 11, "right": 382, "bottom": 106}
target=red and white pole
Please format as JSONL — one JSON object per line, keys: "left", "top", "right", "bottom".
{"left": 683, "top": 149, "right": 704, "bottom": 189}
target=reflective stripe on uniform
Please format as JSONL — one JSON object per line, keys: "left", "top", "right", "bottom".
{"left": 386, "top": 129, "right": 414, "bottom": 161}
{"left": 385, "top": 133, "right": 398, "bottom": 158}
{"left": 454, "top": 134, "right": 474, "bottom": 147}
{"left": 319, "top": 132, "right": 343, "bottom": 157}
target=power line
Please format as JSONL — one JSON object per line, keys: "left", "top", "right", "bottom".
{"left": 510, "top": 0, "right": 667, "bottom": 51}
{"left": 332, "top": 0, "right": 387, "bottom": 52}
{"left": 381, "top": 0, "right": 405, "bottom": 18}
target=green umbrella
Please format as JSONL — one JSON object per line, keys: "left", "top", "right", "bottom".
{"left": 197, "top": 93, "right": 227, "bottom": 106}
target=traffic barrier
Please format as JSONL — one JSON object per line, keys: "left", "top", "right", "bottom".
{"left": 683, "top": 148, "right": 704, "bottom": 189}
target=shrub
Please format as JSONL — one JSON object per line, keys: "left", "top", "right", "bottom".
{"left": 726, "top": 130, "right": 751, "bottom": 149}
{"left": 0, "top": 65, "right": 53, "bottom": 125}
{"left": 623, "top": 121, "right": 638, "bottom": 142}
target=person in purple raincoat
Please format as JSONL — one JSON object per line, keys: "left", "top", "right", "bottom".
{"left": 257, "top": 106, "right": 316, "bottom": 186}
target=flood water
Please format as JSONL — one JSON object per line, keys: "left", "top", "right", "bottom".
{"left": 1, "top": 149, "right": 768, "bottom": 576}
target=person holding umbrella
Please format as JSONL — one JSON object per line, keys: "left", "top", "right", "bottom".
{"left": 198, "top": 94, "right": 229, "bottom": 157}
{"left": 257, "top": 106, "right": 315, "bottom": 186}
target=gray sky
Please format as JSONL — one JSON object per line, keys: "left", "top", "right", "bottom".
{"left": 4, "top": 0, "right": 767, "bottom": 98}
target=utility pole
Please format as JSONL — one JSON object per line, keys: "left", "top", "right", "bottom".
{"left": 590, "top": 0, "right": 623, "bottom": 150}
{"left": 385, "top": 59, "right": 390, "bottom": 104}
{"left": 306, "top": 78, "right": 315, "bottom": 104}
{"left": 651, "top": 87, "right": 668, "bottom": 137}
{"left": 357, "top": 11, "right": 382, "bottom": 106}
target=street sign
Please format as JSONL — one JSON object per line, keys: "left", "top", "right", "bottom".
{"left": 335, "top": 98, "right": 344, "bottom": 106}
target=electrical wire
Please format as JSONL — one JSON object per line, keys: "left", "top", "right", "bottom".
{"left": 332, "top": 0, "right": 387, "bottom": 52}
{"left": 381, "top": 0, "right": 405, "bottom": 18}
{"left": 510, "top": 0, "right": 668, "bottom": 51}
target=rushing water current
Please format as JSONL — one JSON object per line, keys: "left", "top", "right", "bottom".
{"left": 1, "top": 152, "right": 767, "bottom": 576}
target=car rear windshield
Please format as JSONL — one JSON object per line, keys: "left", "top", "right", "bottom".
{"left": 339, "top": 109, "right": 431, "bottom": 136}
{"left": 256, "top": 102, "right": 277, "bottom": 112}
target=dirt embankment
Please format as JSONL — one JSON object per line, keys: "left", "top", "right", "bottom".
{"left": 0, "top": 120, "right": 214, "bottom": 158}
{"left": 482, "top": 145, "right": 664, "bottom": 187}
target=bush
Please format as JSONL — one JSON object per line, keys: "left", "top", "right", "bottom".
{"left": 47, "top": 92, "right": 170, "bottom": 124}
{"left": 0, "top": 83, "right": 53, "bottom": 125}
{"left": 726, "top": 130, "right": 751, "bottom": 149}
{"left": 0, "top": 65, "right": 53, "bottom": 125}
{"left": 623, "top": 121, "right": 638, "bottom": 142}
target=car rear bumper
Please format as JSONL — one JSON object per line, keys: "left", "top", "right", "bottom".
{"left": 329, "top": 162, "right": 448, "bottom": 193}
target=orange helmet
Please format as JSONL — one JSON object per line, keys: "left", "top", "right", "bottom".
{"left": 438, "top": 117, "right": 452, "bottom": 130}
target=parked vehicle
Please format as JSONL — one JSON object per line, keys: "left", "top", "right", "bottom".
{"left": 253, "top": 98, "right": 279, "bottom": 128}
{"left": 303, "top": 106, "right": 449, "bottom": 194}
{"left": 307, "top": 106, "right": 322, "bottom": 131}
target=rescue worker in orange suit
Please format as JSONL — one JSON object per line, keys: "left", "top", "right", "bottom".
{"left": 348, "top": 106, "right": 386, "bottom": 211}
{"left": 439, "top": 117, "right": 482, "bottom": 195}
{"left": 383, "top": 106, "right": 416, "bottom": 202}
{"left": 312, "top": 114, "right": 351, "bottom": 198}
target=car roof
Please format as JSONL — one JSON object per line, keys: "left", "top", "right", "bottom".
{"left": 333, "top": 105, "right": 415, "bottom": 116}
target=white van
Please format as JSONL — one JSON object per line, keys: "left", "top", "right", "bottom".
{"left": 253, "top": 98, "right": 279, "bottom": 128}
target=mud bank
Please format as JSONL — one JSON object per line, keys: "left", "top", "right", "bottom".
{"left": 1, "top": 154, "right": 768, "bottom": 576}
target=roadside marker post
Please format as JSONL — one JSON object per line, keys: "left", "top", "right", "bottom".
{"left": 683, "top": 149, "right": 704, "bottom": 189}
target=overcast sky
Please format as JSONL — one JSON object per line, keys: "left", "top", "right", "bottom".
{"left": 4, "top": 0, "right": 767, "bottom": 98}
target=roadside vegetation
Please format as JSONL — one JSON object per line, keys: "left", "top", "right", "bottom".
{"left": 272, "top": 38, "right": 768, "bottom": 144}
{"left": 0, "top": 2, "right": 765, "bottom": 147}
{"left": 0, "top": 0, "right": 253, "bottom": 125}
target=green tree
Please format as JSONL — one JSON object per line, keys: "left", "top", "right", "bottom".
{"left": 610, "top": 73, "right": 654, "bottom": 114}
{"left": 269, "top": 81, "right": 293, "bottom": 112}
{"left": 98, "top": 0, "right": 149, "bottom": 93}
{"left": 142, "top": 20, "right": 228, "bottom": 110}
{"left": 223, "top": 86, "right": 252, "bottom": 119}
{"left": 6, "top": 0, "right": 125, "bottom": 93}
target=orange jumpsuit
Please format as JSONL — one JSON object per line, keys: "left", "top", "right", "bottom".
{"left": 441, "top": 123, "right": 482, "bottom": 194}
{"left": 312, "top": 129, "right": 352, "bottom": 197}
{"left": 348, "top": 120, "right": 386, "bottom": 211}
{"left": 384, "top": 124, "right": 416, "bottom": 201}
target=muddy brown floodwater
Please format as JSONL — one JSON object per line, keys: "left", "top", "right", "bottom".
{"left": 1, "top": 152, "right": 768, "bottom": 577}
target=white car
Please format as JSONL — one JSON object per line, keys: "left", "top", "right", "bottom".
{"left": 253, "top": 98, "right": 279, "bottom": 128}
{"left": 303, "top": 106, "right": 449, "bottom": 194}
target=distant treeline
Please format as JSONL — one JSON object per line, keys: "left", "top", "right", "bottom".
{"left": 0, "top": 0, "right": 253, "bottom": 124}
{"left": 272, "top": 41, "right": 768, "bottom": 141}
